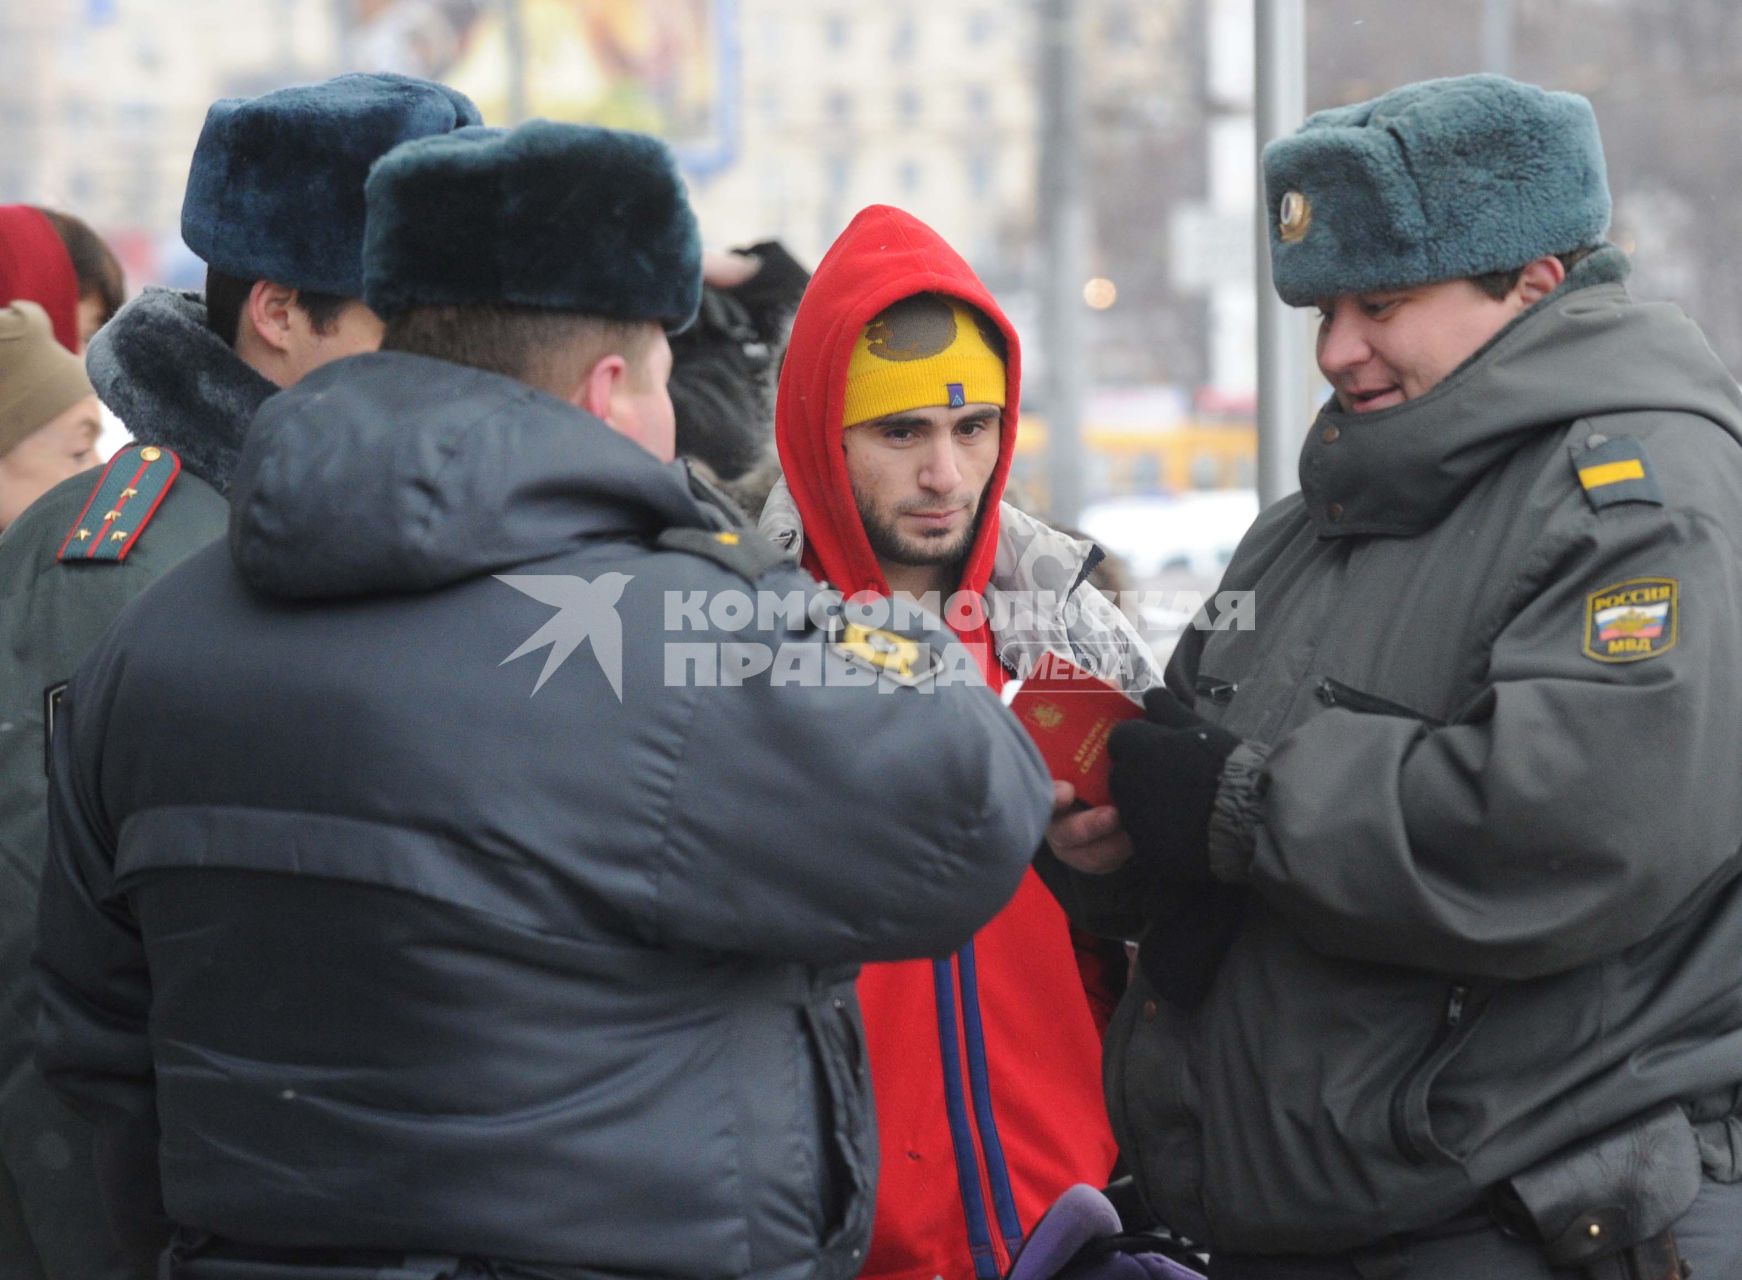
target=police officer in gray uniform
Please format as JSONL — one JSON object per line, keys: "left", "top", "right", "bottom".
{"left": 1047, "top": 74, "right": 1742, "bottom": 1279}
{"left": 0, "top": 74, "right": 478, "bottom": 1280}
{"left": 33, "top": 120, "right": 1054, "bottom": 1280}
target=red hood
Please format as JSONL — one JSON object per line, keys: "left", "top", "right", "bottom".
{"left": 775, "top": 205, "right": 1020, "bottom": 601}
{"left": 0, "top": 206, "right": 80, "bottom": 353}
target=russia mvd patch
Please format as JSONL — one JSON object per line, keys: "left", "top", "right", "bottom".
{"left": 1583, "top": 577, "right": 1677, "bottom": 664}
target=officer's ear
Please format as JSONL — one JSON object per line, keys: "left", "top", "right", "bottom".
{"left": 241, "top": 281, "right": 300, "bottom": 355}
{"left": 571, "top": 353, "right": 629, "bottom": 424}
{"left": 1514, "top": 255, "right": 1567, "bottom": 307}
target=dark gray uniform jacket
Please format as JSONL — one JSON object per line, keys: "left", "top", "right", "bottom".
{"left": 0, "top": 288, "right": 268, "bottom": 1279}
{"left": 32, "top": 351, "right": 1053, "bottom": 1279}
{"left": 1057, "top": 250, "right": 1742, "bottom": 1254}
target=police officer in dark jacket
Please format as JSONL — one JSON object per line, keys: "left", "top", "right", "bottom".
{"left": 0, "top": 74, "right": 478, "bottom": 1280}
{"left": 33, "top": 120, "right": 1052, "bottom": 1280}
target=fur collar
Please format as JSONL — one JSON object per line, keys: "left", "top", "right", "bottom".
{"left": 85, "top": 287, "right": 277, "bottom": 494}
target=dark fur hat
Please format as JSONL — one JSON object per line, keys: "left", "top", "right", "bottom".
{"left": 182, "top": 73, "right": 482, "bottom": 298}
{"left": 362, "top": 120, "right": 702, "bottom": 330}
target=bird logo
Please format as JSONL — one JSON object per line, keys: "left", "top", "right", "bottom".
{"left": 495, "top": 573, "right": 633, "bottom": 700}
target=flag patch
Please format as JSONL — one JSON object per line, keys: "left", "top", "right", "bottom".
{"left": 1583, "top": 577, "right": 1677, "bottom": 663}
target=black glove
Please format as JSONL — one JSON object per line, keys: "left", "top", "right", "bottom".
{"left": 1108, "top": 687, "right": 1241, "bottom": 884}
{"left": 1136, "top": 881, "right": 1248, "bottom": 1011}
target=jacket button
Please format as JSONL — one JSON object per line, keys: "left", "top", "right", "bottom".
{"left": 1327, "top": 503, "right": 1344, "bottom": 523}
{"left": 1321, "top": 425, "right": 1340, "bottom": 444}
{"left": 1142, "top": 1000, "right": 1159, "bottom": 1020}
{"left": 832, "top": 997, "right": 845, "bottom": 1010}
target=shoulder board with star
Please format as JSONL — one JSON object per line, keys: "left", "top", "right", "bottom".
{"left": 56, "top": 444, "right": 182, "bottom": 564}
{"left": 657, "top": 526, "right": 790, "bottom": 583}
{"left": 1570, "top": 434, "right": 1662, "bottom": 512}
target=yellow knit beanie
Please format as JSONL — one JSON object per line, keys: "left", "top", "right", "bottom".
{"left": 842, "top": 294, "right": 1005, "bottom": 427}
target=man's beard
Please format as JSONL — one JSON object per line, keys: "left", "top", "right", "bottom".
{"left": 852, "top": 481, "right": 982, "bottom": 569}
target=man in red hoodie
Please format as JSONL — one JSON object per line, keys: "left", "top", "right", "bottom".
{"left": 762, "top": 205, "right": 1162, "bottom": 1280}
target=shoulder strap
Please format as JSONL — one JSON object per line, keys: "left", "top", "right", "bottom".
{"left": 1569, "top": 433, "right": 1663, "bottom": 512}
{"left": 56, "top": 444, "right": 183, "bottom": 564}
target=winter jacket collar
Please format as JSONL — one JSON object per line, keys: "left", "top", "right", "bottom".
{"left": 85, "top": 287, "right": 277, "bottom": 494}
{"left": 774, "top": 205, "right": 1022, "bottom": 600}
{"left": 1299, "top": 246, "right": 1742, "bottom": 538}
{"left": 761, "top": 476, "right": 1162, "bottom": 694}
{"left": 229, "top": 350, "right": 708, "bottom": 600}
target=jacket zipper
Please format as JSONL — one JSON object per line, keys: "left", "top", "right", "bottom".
{"left": 1390, "top": 982, "right": 1475, "bottom": 1164}
{"left": 1194, "top": 675, "right": 1238, "bottom": 706}
{"left": 1316, "top": 677, "right": 1445, "bottom": 727}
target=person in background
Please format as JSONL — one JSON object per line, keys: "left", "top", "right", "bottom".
{"left": 670, "top": 239, "right": 811, "bottom": 517}
{"left": 34, "top": 208, "right": 125, "bottom": 349}
{"left": 0, "top": 301, "right": 100, "bottom": 533}
{"left": 0, "top": 206, "right": 82, "bottom": 353}
{"left": 763, "top": 203, "right": 1162, "bottom": 1280}
{"left": 0, "top": 73, "right": 480, "bottom": 1280}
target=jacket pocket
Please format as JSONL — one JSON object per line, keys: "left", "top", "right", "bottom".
{"left": 1316, "top": 677, "right": 1445, "bottom": 728}
{"left": 802, "top": 992, "right": 876, "bottom": 1266}
{"left": 1390, "top": 981, "right": 1496, "bottom": 1165}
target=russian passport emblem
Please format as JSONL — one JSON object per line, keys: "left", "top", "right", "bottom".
{"left": 1584, "top": 577, "right": 1677, "bottom": 664}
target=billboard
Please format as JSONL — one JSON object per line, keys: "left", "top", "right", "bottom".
{"left": 344, "top": 0, "right": 738, "bottom": 174}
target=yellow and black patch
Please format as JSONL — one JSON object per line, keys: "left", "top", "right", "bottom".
{"left": 1583, "top": 577, "right": 1677, "bottom": 664}
{"left": 830, "top": 621, "right": 938, "bottom": 687}
{"left": 657, "top": 526, "right": 789, "bottom": 583}
{"left": 1571, "top": 436, "right": 1662, "bottom": 511}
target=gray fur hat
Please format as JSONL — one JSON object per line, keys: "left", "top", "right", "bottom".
{"left": 1261, "top": 73, "right": 1611, "bottom": 306}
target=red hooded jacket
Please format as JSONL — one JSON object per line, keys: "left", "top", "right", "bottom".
{"left": 0, "top": 206, "right": 80, "bottom": 353}
{"left": 775, "top": 206, "right": 1118, "bottom": 1280}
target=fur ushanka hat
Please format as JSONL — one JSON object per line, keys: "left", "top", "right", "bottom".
{"left": 181, "top": 73, "right": 483, "bottom": 298}
{"left": 1262, "top": 73, "right": 1611, "bottom": 306}
{"left": 362, "top": 120, "right": 702, "bottom": 332}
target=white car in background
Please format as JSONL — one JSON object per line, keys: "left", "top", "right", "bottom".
{"left": 1077, "top": 489, "right": 1262, "bottom": 659}
{"left": 1078, "top": 488, "right": 1260, "bottom": 581}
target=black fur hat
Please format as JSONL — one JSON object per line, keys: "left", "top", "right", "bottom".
{"left": 362, "top": 120, "right": 702, "bottom": 331}
{"left": 182, "top": 73, "right": 482, "bottom": 298}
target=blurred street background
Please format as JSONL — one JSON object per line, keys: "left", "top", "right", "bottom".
{"left": 5, "top": 0, "right": 1737, "bottom": 644}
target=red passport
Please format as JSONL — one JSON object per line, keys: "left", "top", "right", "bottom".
{"left": 1003, "top": 654, "right": 1142, "bottom": 808}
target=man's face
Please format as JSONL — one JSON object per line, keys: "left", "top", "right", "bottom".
{"left": 606, "top": 328, "right": 677, "bottom": 463}
{"left": 279, "top": 298, "right": 387, "bottom": 387}
{"left": 0, "top": 393, "right": 103, "bottom": 530}
{"left": 1315, "top": 278, "right": 1525, "bottom": 413}
{"left": 842, "top": 403, "right": 1002, "bottom": 571}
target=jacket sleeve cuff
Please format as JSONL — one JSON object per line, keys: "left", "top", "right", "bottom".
{"left": 1208, "top": 741, "right": 1271, "bottom": 882}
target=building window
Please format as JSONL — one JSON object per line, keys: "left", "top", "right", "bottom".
{"left": 826, "top": 90, "right": 853, "bottom": 126}
{"left": 826, "top": 153, "right": 852, "bottom": 198}
{"left": 824, "top": 13, "right": 851, "bottom": 50}
{"left": 968, "top": 150, "right": 994, "bottom": 198}
{"left": 891, "top": 16, "right": 915, "bottom": 58}
{"left": 896, "top": 87, "right": 921, "bottom": 124}
{"left": 966, "top": 9, "right": 994, "bottom": 45}
{"left": 899, "top": 159, "right": 922, "bottom": 195}
{"left": 965, "top": 84, "right": 991, "bottom": 121}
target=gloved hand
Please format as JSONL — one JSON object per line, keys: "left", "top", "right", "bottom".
{"left": 1136, "top": 882, "right": 1248, "bottom": 1012}
{"left": 1108, "top": 688, "right": 1242, "bottom": 884}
